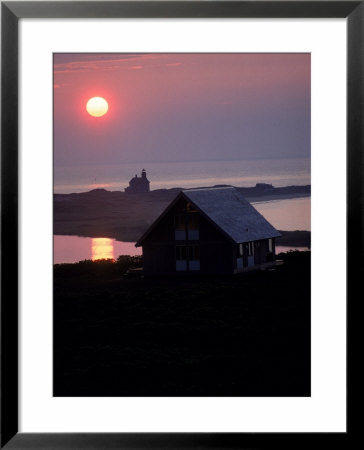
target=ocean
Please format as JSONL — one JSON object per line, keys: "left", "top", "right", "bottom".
{"left": 54, "top": 157, "right": 310, "bottom": 194}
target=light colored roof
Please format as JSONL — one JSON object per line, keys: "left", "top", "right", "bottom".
{"left": 136, "top": 186, "right": 281, "bottom": 246}
{"left": 183, "top": 187, "right": 281, "bottom": 243}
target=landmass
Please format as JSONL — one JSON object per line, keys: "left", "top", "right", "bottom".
{"left": 54, "top": 251, "right": 311, "bottom": 396}
{"left": 54, "top": 184, "right": 311, "bottom": 245}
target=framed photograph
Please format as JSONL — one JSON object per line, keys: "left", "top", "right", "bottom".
{"left": 1, "top": 1, "right": 359, "bottom": 448}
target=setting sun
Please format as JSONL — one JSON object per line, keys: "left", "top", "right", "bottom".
{"left": 86, "top": 97, "right": 109, "bottom": 117}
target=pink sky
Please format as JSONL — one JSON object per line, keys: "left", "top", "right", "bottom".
{"left": 54, "top": 53, "right": 310, "bottom": 166}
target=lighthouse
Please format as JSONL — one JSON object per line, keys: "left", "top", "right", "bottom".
{"left": 125, "top": 169, "right": 150, "bottom": 194}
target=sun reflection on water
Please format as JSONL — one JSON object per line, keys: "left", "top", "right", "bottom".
{"left": 91, "top": 238, "right": 115, "bottom": 261}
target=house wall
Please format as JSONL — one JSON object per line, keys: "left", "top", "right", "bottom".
{"left": 199, "top": 215, "right": 235, "bottom": 274}
{"left": 234, "top": 238, "right": 276, "bottom": 272}
{"left": 254, "top": 239, "right": 269, "bottom": 265}
{"left": 142, "top": 208, "right": 175, "bottom": 275}
{"left": 141, "top": 197, "right": 277, "bottom": 275}
{"left": 142, "top": 243, "right": 175, "bottom": 275}
{"left": 142, "top": 198, "right": 235, "bottom": 275}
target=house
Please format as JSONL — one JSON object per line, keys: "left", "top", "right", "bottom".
{"left": 125, "top": 169, "right": 150, "bottom": 194}
{"left": 135, "top": 187, "right": 281, "bottom": 275}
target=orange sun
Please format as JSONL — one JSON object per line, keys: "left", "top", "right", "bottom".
{"left": 86, "top": 97, "right": 109, "bottom": 117}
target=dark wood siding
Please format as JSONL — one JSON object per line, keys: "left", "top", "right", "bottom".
{"left": 140, "top": 196, "right": 277, "bottom": 275}
{"left": 142, "top": 209, "right": 175, "bottom": 245}
{"left": 142, "top": 243, "right": 175, "bottom": 275}
{"left": 200, "top": 241, "right": 234, "bottom": 274}
{"left": 142, "top": 207, "right": 176, "bottom": 275}
{"left": 254, "top": 238, "right": 276, "bottom": 264}
{"left": 254, "top": 240, "right": 267, "bottom": 265}
{"left": 142, "top": 198, "right": 235, "bottom": 275}
{"left": 199, "top": 214, "right": 234, "bottom": 274}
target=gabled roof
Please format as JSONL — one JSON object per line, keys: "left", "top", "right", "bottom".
{"left": 136, "top": 187, "right": 280, "bottom": 246}
{"left": 183, "top": 187, "right": 281, "bottom": 242}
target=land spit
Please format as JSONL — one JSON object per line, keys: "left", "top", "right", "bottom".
{"left": 54, "top": 185, "right": 311, "bottom": 246}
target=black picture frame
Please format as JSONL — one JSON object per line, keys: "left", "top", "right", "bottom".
{"left": 1, "top": 1, "right": 360, "bottom": 448}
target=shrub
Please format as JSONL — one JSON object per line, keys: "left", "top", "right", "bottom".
{"left": 54, "top": 255, "right": 143, "bottom": 279}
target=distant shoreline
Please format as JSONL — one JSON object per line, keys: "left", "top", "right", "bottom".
{"left": 54, "top": 184, "right": 311, "bottom": 198}
{"left": 249, "top": 192, "right": 310, "bottom": 203}
{"left": 54, "top": 184, "right": 311, "bottom": 244}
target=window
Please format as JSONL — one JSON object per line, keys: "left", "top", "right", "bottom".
{"left": 248, "top": 242, "right": 254, "bottom": 256}
{"left": 247, "top": 242, "right": 255, "bottom": 267}
{"left": 175, "top": 213, "right": 199, "bottom": 240}
{"left": 175, "top": 215, "right": 186, "bottom": 231}
{"left": 187, "top": 214, "right": 199, "bottom": 240}
{"left": 186, "top": 202, "right": 197, "bottom": 212}
{"left": 176, "top": 245, "right": 200, "bottom": 260}
{"left": 188, "top": 245, "right": 200, "bottom": 271}
{"left": 176, "top": 245, "right": 187, "bottom": 260}
{"left": 188, "top": 245, "right": 200, "bottom": 261}
{"left": 268, "top": 238, "right": 273, "bottom": 252}
{"left": 175, "top": 245, "right": 200, "bottom": 271}
{"left": 188, "top": 214, "right": 199, "bottom": 230}
{"left": 239, "top": 243, "right": 243, "bottom": 256}
{"left": 175, "top": 215, "right": 186, "bottom": 240}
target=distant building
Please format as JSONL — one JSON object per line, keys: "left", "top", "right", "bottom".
{"left": 136, "top": 187, "right": 281, "bottom": 275}
{"left": 255, "top": 183, "right": 274, "bottom": 191}
{"left": 125, "top": 169, "right": 150, "bottom": 194}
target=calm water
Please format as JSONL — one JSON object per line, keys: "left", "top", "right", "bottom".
{"left": 54, "top": 158, "right": 310, "bottom": 194}
{"left": 54, "top": 197, "right": 310, "bottom": 263}
{"left": 253, "top": 197, "right": 310, "bottom": 231}
{"left": 54, "top": 236, "right": 142, "bottom": 264}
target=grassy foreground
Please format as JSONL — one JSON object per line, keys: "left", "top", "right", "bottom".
{"left": 54, "top": 252, "right": 311, "bottom": 397}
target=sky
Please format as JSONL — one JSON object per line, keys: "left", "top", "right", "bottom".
{"left": 54, "top": 53, "right": 310, "bottom": 167}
